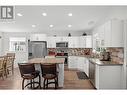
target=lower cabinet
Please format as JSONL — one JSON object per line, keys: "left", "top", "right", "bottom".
{"left": 68, "top": 56, "right": 89, "bottom": 77}
{"left": 89, "top": 60, "right": 123, "bottom": 89}
{"left": 68, "top": 56, "right": 78, "bottom": 69}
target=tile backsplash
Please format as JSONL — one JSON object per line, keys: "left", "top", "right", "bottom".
{"left": 47, "top": 48, "right": 92, "bottom": 56}
{"left": 106, "top": 47, "right": 124, "bottom": 64}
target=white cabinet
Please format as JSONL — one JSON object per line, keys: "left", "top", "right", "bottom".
{"left": 85, "top": 36, "right": 92, "bottom": 48}
{"left": 55, "top": 37, "right": 69, "bottom": 42}
{"left": 47, "top": 36, "right": 92, "bottom": 48}
{"left": 68, "top": 56, "right": 89, "bottom": 77}
{"left": 77, "top": 57, "right": 85, "bottom": 71}
{"left": 68, "top": 56, "right": 78, "bottom": 69}
{"left": 68, "top": 37, "right": 79, "bottom": 48}
{"left": 95, "top": 19, "right": 124, "bottom": 47}
{"left": 79, "top": 37, "right": 86, "bottom": 48}
{"left": 47, "top": 37, "right": 56, "bottom": 48}
{"left": 30, "top": 34, "right": 47, "bottom": 41}
{"left": 89, "top": 60, "right": 122, "bottom": 89}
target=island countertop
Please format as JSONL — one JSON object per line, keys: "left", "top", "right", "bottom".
{"left": 89, "top": 58, "right": 123, "bottom": 66}
{"left": 28, "top": 58, "right": 65, "bottom": 64}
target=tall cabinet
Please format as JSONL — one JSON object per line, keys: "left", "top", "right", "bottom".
{"left": 93, "top": 19, "right": 124, "bottom": 48}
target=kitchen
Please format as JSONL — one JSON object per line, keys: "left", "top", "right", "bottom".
{"left": 0, "top": 6, "right": 127, "bottom": 90}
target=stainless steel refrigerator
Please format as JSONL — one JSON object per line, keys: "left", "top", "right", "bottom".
{"left": 28, "top": 41, "right": 47, "bottom": 59}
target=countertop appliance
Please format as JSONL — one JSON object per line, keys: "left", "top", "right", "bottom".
{"left": 56, "top": 42, "right": 68, "bottom": 48}
{"left": 100, "top": 52, "right": 110, "bottom": 61}
{"left": 28, "top": 41, "right": 47, "bottom": 59}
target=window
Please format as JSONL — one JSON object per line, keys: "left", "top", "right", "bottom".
{"left": 9, "top": 37, "right": 26, "bottom": 52}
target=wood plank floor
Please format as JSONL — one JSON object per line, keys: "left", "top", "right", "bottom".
{"left": 0, "top": 65, "right": 94, "bottom": 90}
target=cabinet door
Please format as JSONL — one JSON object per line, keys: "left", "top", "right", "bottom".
{"left": 78, "top": 57, "right": 85, "bottom": 71}
{"left": 73, "top": 37, "right": 79, "bottom": 48}
{"left": 79, "top": 37, "right": 86, "bottom": 48}
{"left": 111, "top": 20, "right": 123, "bottom": 47}
{"left": 68, "top": 56, "right": 77, "bottom": 69}
{"left": 85, "top": 36, "right": 92, "bottom": 48}
{"left": 99, "top": 25, "right": 105, "bottom": 47}
{"left": 47, "top": 37, "right": 56, "bottom": 48}
{"left": 104, "top": 21, "right": 112, "bottom": 47}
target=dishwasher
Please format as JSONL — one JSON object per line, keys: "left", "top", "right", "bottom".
{"left": 89, "top": 61, "right": 96, "bottom": 86}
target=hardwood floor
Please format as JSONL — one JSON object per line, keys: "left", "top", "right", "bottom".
{"left": 0, "top": 66, "right": 94, "bottom": 90}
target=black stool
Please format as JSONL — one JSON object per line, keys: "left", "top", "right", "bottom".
{"left": 40, "top": 64, "right": 58, "bottom": 89}
{"left": 18, "top": 63, "right": 41, "bottom": 89}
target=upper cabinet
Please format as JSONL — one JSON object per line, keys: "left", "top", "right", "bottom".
{"left": 93, "top": 19, "right": 124, "bottom": 47}
{"left": 79, "top": 36, "right": 86, "bottom": 48}
{"left": 30, "top": 34, "right": 47, "bottom": 41}
{"left": 68, "top": 37, "right": 79, "bottom": 48}
{"left": 47, "top": 36, "right": 92, "bottom": 48}
{"left": 47, "top": 37, "right": 56, "bottom": 48}
{"left": 85, "top": 36, "right": 92, "bottom": 48}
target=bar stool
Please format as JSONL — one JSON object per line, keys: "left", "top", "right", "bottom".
{"left": 6, "top": 53, "right": 15, "bottom": 75}
{"left": 18, "top": 63, "right": 41, "bottom": 89}
{"left": 40, "top": 63, "right": 58, "bottom": 89}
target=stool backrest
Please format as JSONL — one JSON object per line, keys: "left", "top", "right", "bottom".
{"left": 18, "top": 63, "right": 35, "bottom": 77}
{"left": 40, "top": 64, "right": 57, "bottom": 76}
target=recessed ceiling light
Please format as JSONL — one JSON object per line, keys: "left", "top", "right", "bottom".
{"left": 68, "top": 13, "right": 72, "bottom": 16}
{"left": 42, "top": 13, "right": 47, "bottom": 16}
{"left": 49, "top": 25, "right": 53, "bottom": 28}
{"left": 32, "top": 25, "right": 36, "bottom": 28}
{"left": 17, "top": 13, "right": 23, "bottom": 17}
{"left": 88, "top": 21, "right": 95, "bottom": 25}
{"left": 68, "top": 25, "right": 72, "bottom": 28}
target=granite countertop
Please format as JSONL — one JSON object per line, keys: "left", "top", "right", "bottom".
{"left": 28, "top": 58, "right": 65, "bottom": 64}
{"left": 69, "top": 55, "right": 91, "bottom": 58}
{"left": 89, "top": 58, "right": 123, "bottom": 66}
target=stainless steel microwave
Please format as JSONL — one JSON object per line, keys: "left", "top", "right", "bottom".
{"left": 56, "top": 42, "right": 68, "bottom": 48}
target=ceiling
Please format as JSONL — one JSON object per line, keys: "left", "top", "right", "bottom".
{"left": 0, "top": 6, "right": 126, "bottom": 36}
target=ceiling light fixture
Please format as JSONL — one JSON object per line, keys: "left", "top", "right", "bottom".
{"left": 42, "top": 13, "right": 47, "bottom": 16}
{"left": 68, "top": 25, "right": 72, "bottom": 28}
{"left": 32, "top": 25, "right": 36, "bottom": 28}
{"left": 17, "top": 13, "right": 23, "bottom": 17}
{"left": 68, "top": 13, "right": 73, "bottom": 16}
{"left": 88, "top": 21, "right": 95, "bottom": 25}
{"left": 49, "top": 25, "right": 53, "bottom": 28}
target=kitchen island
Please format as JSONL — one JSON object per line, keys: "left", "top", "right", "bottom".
{"left": 28, "top": 58, "right": 65, "bottom": 88}
{"left": 89, "top": 58, "right": 123, "bottom": 89}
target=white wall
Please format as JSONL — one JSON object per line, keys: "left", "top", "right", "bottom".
{"left": 2, "top": 32, "right": 29, "bottom": 68}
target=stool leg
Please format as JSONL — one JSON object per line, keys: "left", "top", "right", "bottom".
{"left": 57, "top": 77, "right": 58, "bottom": 87}
{"left": 46, "top": 79, "right": 48, "bottom": 89}
{"left": 30, "top": 79, "right": 32, "bottom": 89}
{"left": 22, "top": 79, "right": 25, "bottom": 90}
{"left": 55, "top": 78, "right": 57, "bottom": 89}
{"left": 43, "top": 79, "right": 46, "bottom": 89}
{"left": 33, "top": 79, "right": 35, "bottom": 89}
{"left": 39, "top": 75, "right": 41, "bottom": 89}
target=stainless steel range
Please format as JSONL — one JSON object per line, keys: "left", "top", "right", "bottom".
{"left": 55, "top": 52, "right": 68, "bottom": 64}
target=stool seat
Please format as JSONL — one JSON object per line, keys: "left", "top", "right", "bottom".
{"left": 43, "top": 74, "right": 57, "bottom": 79}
